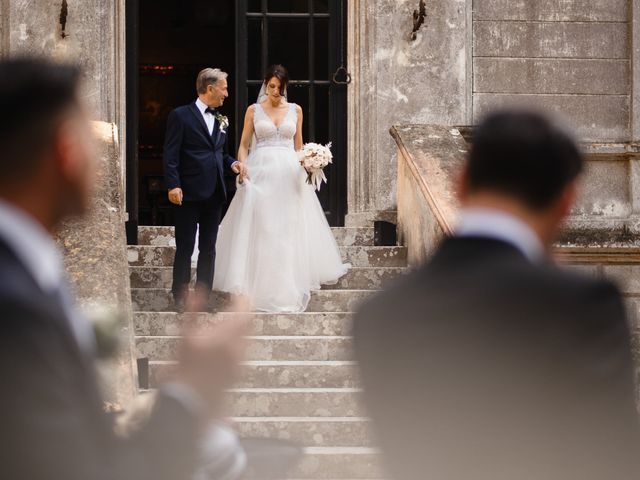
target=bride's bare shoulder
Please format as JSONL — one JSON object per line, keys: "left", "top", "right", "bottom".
{"left": 294, "top": 103, "right": 303, "bottom": 115}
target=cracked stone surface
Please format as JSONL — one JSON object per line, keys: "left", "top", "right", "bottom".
{"left": 56, "top": 122, "right": 136, "bottom": 406}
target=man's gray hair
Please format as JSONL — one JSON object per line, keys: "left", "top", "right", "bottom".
{"left": 196, "top": 68, "right": 228, "bottom": 94}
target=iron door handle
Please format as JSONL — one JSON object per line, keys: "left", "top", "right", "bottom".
{"left": 332, "top": 66, "right": 352, "bottom": 85}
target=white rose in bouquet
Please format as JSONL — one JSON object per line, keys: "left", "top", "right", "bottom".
{"left": 299, "top": 142, "right": 333, "bottom": 191}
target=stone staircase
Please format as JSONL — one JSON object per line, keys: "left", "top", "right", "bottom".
{"left": 128, "top": 225, "right": 408, "bottom": 479}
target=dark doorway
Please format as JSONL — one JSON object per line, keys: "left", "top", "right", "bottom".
{"left": 237, "top": 0, "right": 348, "bottom": 226}
{"left": 130, "top": 0, "right": 237, "bottom": 230}
{"left": 126, "top": 0, "right": 347, "bottom": 241}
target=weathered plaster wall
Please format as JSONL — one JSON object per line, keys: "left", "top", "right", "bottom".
{"left": 633, "top": 0, "right": 640, "bottom": 142}
{"left": 57, "top": 122, "right": 137, "bottom": 405}
{"left": 1, "top": 2, "right": 134, "bottom": 402}
{"left": 574, "top": 158, "right": 633, "bottom": 218}
{"left": 348, "top": 0, "right": 472, "bottom": 219}
{"left": 0, "top": 1, "right": 6, "bottom": 55}
{"left": 473, "top": 0, "right": 631, "bottom": 142}
{"left": 3, "top": 0, "right": 123, "bottom": 125}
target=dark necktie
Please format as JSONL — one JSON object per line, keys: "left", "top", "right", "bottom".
{"left": 205, "top": 107, "right": 217, "bottom": 116}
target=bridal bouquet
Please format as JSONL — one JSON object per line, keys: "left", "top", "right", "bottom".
{"left": 299, "top": 142, "right": 333, "bottom": 191}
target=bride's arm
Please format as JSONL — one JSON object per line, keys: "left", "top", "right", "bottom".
{"left": 237, "top": 106, "right": 255, "bottom": 163}
{"left": 294, "top": 105, "right": 304, "bottom": 151}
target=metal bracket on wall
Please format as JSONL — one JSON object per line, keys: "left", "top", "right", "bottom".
{"left": 410, "top": 0, "right": 427, "bottom": 41}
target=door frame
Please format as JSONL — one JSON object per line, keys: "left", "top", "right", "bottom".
{"left": 125, "top": 0, "right": 139, "bottom": 244}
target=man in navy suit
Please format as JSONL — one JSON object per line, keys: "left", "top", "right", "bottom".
{"left": 163, "top": 68, "right": 244, "bottom": 310}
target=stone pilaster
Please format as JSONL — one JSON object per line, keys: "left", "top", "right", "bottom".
{"left": 2, "top": 1, "right": 134, "bottom": 403}
{"left": 57, "top": 122, "right": 137, "bottom": 406}
{"left": 5, "top": 0, "right": 122, "bottom": 125}
{"left": 633, "top": 0, "right": 640, "bottom": 142}
{"left": 347, "top": 0, "right": 472, "bottom": 217}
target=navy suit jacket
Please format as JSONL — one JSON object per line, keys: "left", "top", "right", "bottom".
{"left": 355, "top": 237, "right": 640, "bottom": 480}
{"left": 0, "top": 238, "right": 200, "bottom": 480}
{"left": 163, "top": 102, "right": 237, "bottom": 202}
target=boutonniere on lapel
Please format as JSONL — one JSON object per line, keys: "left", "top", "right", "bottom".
{"left": 214, "top": 113, "right": 229, "bottom": 133}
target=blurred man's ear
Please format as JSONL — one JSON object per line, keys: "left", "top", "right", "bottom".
{"left": 52, "top": 119, "right": 76, "bottom": 178}
{"left": 51, "top": 112, "right": 97, "bottom": 216}
{"left": 456, "top": 168, "right": 470, "bottom": 205}
{"left": 554, "top": 179, "right": 579, "bottom": 222}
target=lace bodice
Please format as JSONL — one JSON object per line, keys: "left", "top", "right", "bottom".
{"left": 253, "top": 102, "right": 297, "bottom": 149}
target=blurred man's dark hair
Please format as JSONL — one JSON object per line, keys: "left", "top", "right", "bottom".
{"left": 0, "top": 57, "right": 82, "bottom": 185}
{"left": 467, "top": 110, "right": 584, "bottom": 209}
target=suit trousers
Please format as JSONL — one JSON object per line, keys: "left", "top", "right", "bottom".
{"left": 172, "top": 190, "right": 224, "bottom": 297}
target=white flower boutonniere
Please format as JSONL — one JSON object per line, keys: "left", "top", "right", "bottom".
{"left": 215, "top": 113, "right": 229, "bottom": 133}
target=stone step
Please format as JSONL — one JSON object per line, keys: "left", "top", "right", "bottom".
{"left": 137, "top": 226, "right": 375, "bottom": 247}
{"left": 228, "top": 388, "right": 365, "bottom": 417}
{"left": 137, "top": 336, "right": 353, "bottom": 362}
{"left": 134, "top": 312, "right": 354, "bottom": 337}
{"left": 131, "top": 289, "right": 374, "bottom": 313}
{"left": 149, "top": 361, "right": 360, "bottom": 389}
{"left": 290, "top": 447, "right": 383, "bottom": 479}
{"left": 129, "top": 266, "right": 405, "bottom": 290}
{"left": 233, "top": 417, "right": 374, "bottom": 448}
{"left": 127, "top": 245, "right": 407, "bottom": 268}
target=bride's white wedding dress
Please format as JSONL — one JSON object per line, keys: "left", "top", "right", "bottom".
{"left": 213, "top": 102, "right": 350, "bottom": 312}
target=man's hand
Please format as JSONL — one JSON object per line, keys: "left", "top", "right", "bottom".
{"left": 231, "top": 161, "right": 243, "bottom": 174}
{"left": 232, "top": 162, "right": 248, "bottom": 184}
{"left": 168, "top": 187, "right": 183, "bottom": 205}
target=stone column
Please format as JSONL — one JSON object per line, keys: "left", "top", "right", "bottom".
{"left": 347, "top": 0, "right": 378, "bottom": 218}
{"left": 0, "top": 1, "right": 135, "bottom": 404}
{"left": 5, "top": 0, "right": 122, "bottom": 124}
{"left": 633, "top": 0, "right": 640, "bottom": 142}
{"left": 628, "top": 1, "right": 640, "bottom": 217}
{"left": 57, "top": 122, "right": 137, "bottom": 406}
{"left": 0, "top": 1, "right": 8, "bottom": 55}
{"left": 347, "top": 0, "right": 472, "bottom": 225}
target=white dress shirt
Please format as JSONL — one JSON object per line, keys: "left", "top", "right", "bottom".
{"left": 455, "top": 207, "right": 545, "bottom": 263}
{"left": 196, "top": 97, "right": 216, "bottom": 135}
{"left": 195, "top": 98, "right": 239, "bottom": 172}
{"left": 0, "top": 200, "right": 96, "bottom": 351}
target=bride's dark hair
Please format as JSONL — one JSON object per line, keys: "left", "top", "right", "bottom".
{"left": 264, "top": 64, "right": 289, "bottom": 96}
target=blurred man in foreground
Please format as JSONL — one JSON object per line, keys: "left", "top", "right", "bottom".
{"left": 354, "top": 111, "right": 640, "bottom": 480}
{"left": 0, "top": 57, "right": 247, "bottom": 479}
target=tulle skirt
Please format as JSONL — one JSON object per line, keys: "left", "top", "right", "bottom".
{"left": 213, "top": 145, "right": 350, "bottom": 312}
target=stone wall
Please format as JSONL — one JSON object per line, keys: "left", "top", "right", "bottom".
{"left": 57, "top": 122, "right": 137, "bottom": 405}
{"left": 473, "top": 0, "right": 632, "bottom": 142}
{"left": 0, "top": 2, "right": 134, "bottom": 403}
{"left": 349, "top": 0, "right": 640, "bottom": 219}
{"left": 1, "top": 0, "right": 124, "bottom": 125}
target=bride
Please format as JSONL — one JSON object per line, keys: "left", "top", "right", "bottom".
{"left": 213, "top": 65, "right": 350, "bottom": 312}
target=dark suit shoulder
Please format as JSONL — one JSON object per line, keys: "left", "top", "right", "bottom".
{"left": 169, "top": 104, "right": 192, "bottom": 119}
{"left": 0, "top": 244, "right": 40, "bottom": 303}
